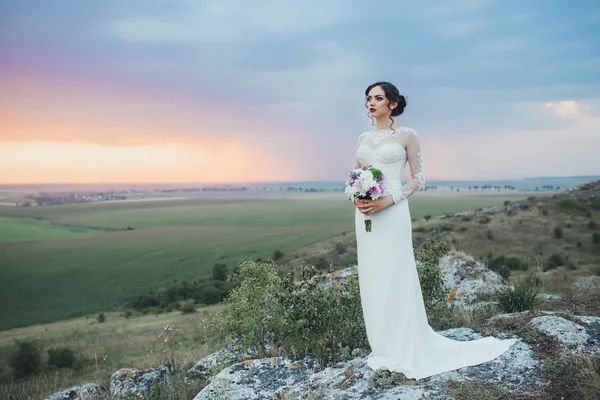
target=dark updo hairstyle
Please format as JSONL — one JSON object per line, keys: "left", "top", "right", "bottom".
{"left": 365, "top": 81, "right": 407, "bottom": 130}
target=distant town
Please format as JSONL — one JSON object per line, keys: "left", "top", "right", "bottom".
{"left": 11, "top": 182, "right": 569, "bottom": 207}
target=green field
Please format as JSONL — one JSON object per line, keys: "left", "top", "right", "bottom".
{"left": 0, "top": 217, "right": 104, "bottom": 242}
{"left": 0, "top": 194, "right": 525, "bottom": 330}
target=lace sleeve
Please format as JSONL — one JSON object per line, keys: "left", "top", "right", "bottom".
{"left": 389, "top": 129, "right": 425, "bottom": 205}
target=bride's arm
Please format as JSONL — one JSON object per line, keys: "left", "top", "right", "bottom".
{"left": 387, "top": 130, "right": 425, "bottom": 205}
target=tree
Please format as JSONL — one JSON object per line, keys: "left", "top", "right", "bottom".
{"left": 212, "top": 263, "right": 228, "bottom": 281}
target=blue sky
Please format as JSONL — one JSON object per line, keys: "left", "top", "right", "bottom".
{"left": 1, "top": 0, "right": 599, "bottom": 183}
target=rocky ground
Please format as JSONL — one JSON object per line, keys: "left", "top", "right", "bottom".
{"left": 44, "top": 253, "right": 600, "bottom": 400}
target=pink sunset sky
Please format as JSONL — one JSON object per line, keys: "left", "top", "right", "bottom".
{"left": 1, "top": 0, "right": 599, "bottom": 184}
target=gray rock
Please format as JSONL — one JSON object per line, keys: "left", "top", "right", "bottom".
{"left": 194, "top": 356, "right": 316, "bottom": 400}
{"left": 543, "top": 293, "right": 561, "bottom": 301}
{"left": 438, "top": 253, "right": 505, "bottom": 310}
{"left": 529, "top": 315, "right": 600, "bottom": 354}
{"left": 188, "top": 345, "right": 257, "bottom": 379}
{"left": 195, "top": 328, "right": 548, "bottom": 399}
{"left": 487, "top": 310, "right": 531, "bottom": 324}
{"left": 43, "top": 383, "right": 104, "bottom": 400}
{"left": 574, "top": 276, "right": 600, "bottom": 288}
{"left": 111, "top": 366, "right": 168, "bottom": 398}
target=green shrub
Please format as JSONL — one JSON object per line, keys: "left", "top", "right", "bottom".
{"left": 207, "top": 239, "right": 451, "bottom": 365}
{"left": 486, "top": 230, "right": 494, "bottom": 240}
{"left": 97, "top": 313, "right": 106, "bottom": 323}
{"left": 334, "top": 242, "right": 347, "bottom": 254}
{"left": 497, "top": 266, "right": 511, "bottom": 279}
{"left": 47, "top": 347, "right": 76, "bottom": 369}
{"left": 504, "top": 200, "right": 510, "bottom": 206}
{"left": 479, "top": 216, "right": 491, "bottom": 224}
{"left": 553, "top": 227, "right": 564, "bottom": 239}
{"left": 207, "top": 259, "right": 367, "bottom": 365}
{"left": 414, "top": 238, "right": 450, "bottom": 312}
{"left": 553, "top": 198, "right": 588, "bottom": 214}
{"left": 488, "top": 256, "right": 524, "bottom": 272}
{"left": 541, "top": 209, "right": 549, "bottom": 216}
{"left": 212, "top": 263, "right": 228, "bottom": 281}
{"left": 209, "top": 259, "right": 285, "bottom": 356}
{"left": 545, "top": 254, "right": 565, "bottom": 271}
{"left": 178, "top": 299, "right": 197, "bottom": 314}
{"left": 493, "top": 279, "right": 541, "bottom": 313}
{"left": 439, "top": 224, "right": 453, "bottom": 231}
{"left": 273, "top": 249, "right": 284, "bottom": 260}
{"left": 593, "top": 232, "right": 600, "bottom": 244}
{"left": 10, "top": 340, "right": 41, "bottom": 378}
{"left": 311, "top": 257, "right": 330, "bottom": 270}
{"left": 424, "top": 215, "right": 432, "bottom": 220}
{"left": 588, "top": 220, "right": 597, "bottom": 230}
{"left": 131, "top": 278, "right": 238, "bottom": 312}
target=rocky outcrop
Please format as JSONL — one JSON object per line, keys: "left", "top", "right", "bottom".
{"left": 42, "top": 252, "right": 598, "bottom": 400}
{"left": 194, "top": 328, "right": 548, "bottom": 400}
{"left": 110, "top": 366, "right": 169, "bottom": 398}
{"left": 43, "top": 383, "right": 105, "bottom": 400}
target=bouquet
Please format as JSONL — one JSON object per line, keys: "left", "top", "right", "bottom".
{"left": 344, "top": 165, "right": 385, "bottom": 232}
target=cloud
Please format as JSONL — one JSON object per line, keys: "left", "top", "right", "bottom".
{"left": 107, "top": 0, "right": 359, "bottom": 44}
{"left": 544, "top": 101, "right": 589, "bottom": 118}
{"left": 1, "top": 0, "right": 599, "bottom": 181}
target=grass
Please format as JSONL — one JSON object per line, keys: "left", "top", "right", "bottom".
{"left": 0, "top": 217, "right": 104, "bottom": 243}
{"left": 0, "top": 307, "right": 223, "bottom": 400}
{"left": 0, "top": 194, "right": 520, "bottom": 331}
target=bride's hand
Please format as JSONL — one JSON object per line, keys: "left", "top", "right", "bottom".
{"left": 355, "top": 197, "right": 393, "bottom": 215}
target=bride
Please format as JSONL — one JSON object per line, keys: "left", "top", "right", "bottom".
{"left": 352, "top": 81, "right": 517, "bottom": 380}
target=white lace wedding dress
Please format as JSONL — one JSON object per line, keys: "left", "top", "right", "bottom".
{"left": 353, "top": 127, "right": 517, "bottom": 380}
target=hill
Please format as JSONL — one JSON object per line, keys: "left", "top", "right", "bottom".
{"left": 284, "top": 181, "right": 600, "bottom": 292}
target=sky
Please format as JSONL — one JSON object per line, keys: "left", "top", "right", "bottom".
{"left": 1, "top": 0, "right": 599, "bottom": 184}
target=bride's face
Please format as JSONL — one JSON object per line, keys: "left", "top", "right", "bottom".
{"left": 366, "top": 86, "right": 396, "bottom": 119}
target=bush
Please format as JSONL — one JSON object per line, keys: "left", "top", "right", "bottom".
{"left": 207, "top": 239, "right": 451, "bottom": 366}
{"left": 212, "top": 263, "right": 228, "bottom": 281}
{"left": 493, "top": 278, "right": 541, "bottom": 313}
{"left": 497, "top": 265, "right": 511, "bottom": 279}
{"left": 594, "top": 232, "right": 600, "bottom": 244}
{"left": 488, "top": 256, "right": 524, "bottom": 272}
{"left": 334, "top": 242, "right": 347, "bottom": 254}
{"left": 10, "top": 340, "right": 41, "bottom": 378}
{"left": 424, "top": 215, "right": 432, "bottom": 220}
{"left": 97, "top": 313, "right": 106, "bottom": 323}
{"left": 479, "top": 216, "right": 491, "bottom": 224}
{"left": 588, "top": 220, "right": 597, "bottom": 230}
{"left": 486, "top": 230, "right": 494, "bottom": 240}
{"left": 553, "top": 198, "right": 588, "bottom": 214}
{"left": 414, "top": 238, "right": 451, "bottom": 312}
{"left": 312, "top": 257, "right": 330, "bottom": 270}
{"left": 178, "top": 298, "right": 197, "bottom": 314}
{"left": 541, "top": 209, "right": 549, "bottom": 216}
{"left": 553, "top": 227, "right": 564, "bottom": 239}
{"left": 207, "top": 259, "right": 367, "bottom": 365}
{"left": 130, "top": 277, "right": 238, "bottom": 313}
{"left": 47, "top": 347, "right": 76, "bottom": 369}
{"left": 545, "top": 254, "right": 565, "bottom": 271}
{"left": 273, "top": 249, "right": 284, "bottom": 260}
